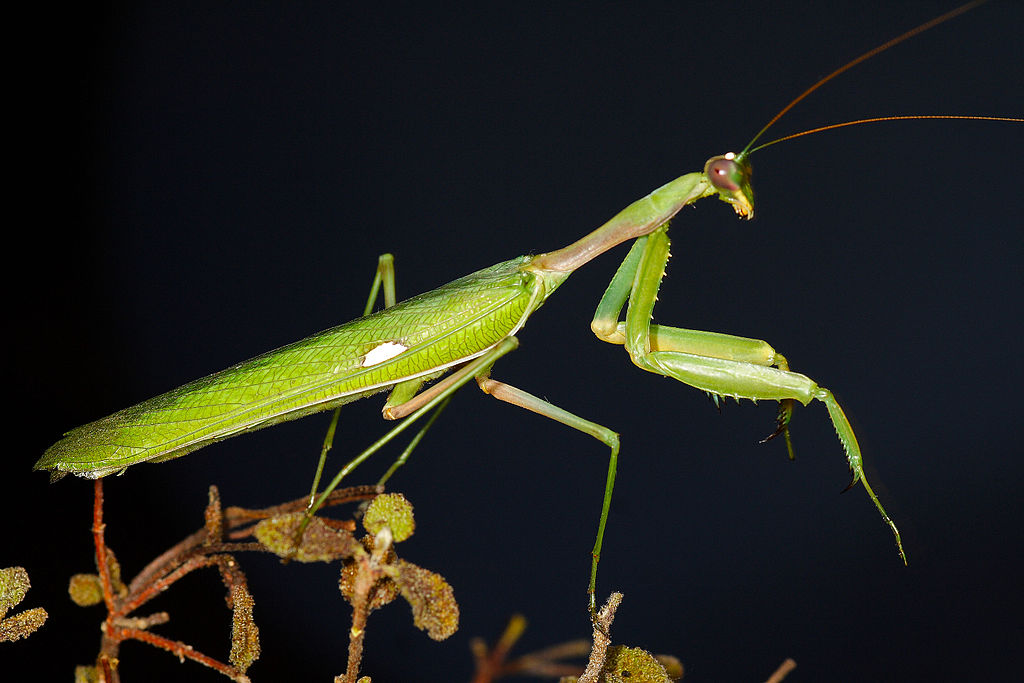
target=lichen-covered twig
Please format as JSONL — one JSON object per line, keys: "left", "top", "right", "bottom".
{"left": 578, "top": 592, "right": 623, "bottom": 683}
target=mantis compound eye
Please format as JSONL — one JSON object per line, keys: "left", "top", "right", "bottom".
{"left": 705, "top": 154, "right": 742, "bottom": 192}
{"left": 704, "top": 152, "right": 755, "bottom": 219}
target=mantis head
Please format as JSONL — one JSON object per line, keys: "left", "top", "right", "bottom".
{"left": 704, "top": 152, "right": 754, "bottom": 219}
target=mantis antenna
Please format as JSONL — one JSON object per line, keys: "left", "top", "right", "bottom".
{"left": 735, "top": 0, "right": 1021, "bottom": 159}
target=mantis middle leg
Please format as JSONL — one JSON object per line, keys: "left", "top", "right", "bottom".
{"left": 592, "top": 226, "right": 905, "bottom": 561}
{"left": 307, "top": 253, "right": 445, "bottom": 504}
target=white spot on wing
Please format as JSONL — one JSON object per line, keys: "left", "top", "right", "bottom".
{"left": 361, "top": 341, "right": 409, "bottom": 367}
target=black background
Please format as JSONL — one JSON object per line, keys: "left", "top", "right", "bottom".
{"left": 9, "top": 2, "right": 1023, "bottom": 681}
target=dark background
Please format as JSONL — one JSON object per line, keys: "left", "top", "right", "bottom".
{"left": 10, "top": 2, "right": 1023, "bottom": 681}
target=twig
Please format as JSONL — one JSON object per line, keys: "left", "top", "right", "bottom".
{"left": 127, "top": 528, "right": 207, "bottom": 594}
{"left": 577, "top": 592, "right": 622, "bottom": 683}
{"left": 88, "top": 481, "right": 377, "bottom": 681}
{"left": 92, "top": 479, "right": 115, "bottom": 611}
{"left": 343, "top": 553, "right": 373, "bottom": 683}
{"left": 345, "top": 527, "right": 399, "bottom": 682}
{"left": 470, "top": 614, "right": 528, "bottom": 683}
{"left": 764, "top": 658, "right": 797, "bottom": 683}
{"left": 224, "top": 485, "right": 381, "bottom": 537}
{"left": 117, "top": 626, "right": 251, "bottom": 682}
{"left": 471, "top": 615, "right": 589, "bottom": 682}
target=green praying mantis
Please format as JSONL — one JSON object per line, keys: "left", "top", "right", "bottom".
{"left": 36, "top": 1, "right": 1021, "bottom": 615}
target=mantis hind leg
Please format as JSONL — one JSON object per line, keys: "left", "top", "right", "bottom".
{"left": 383, "top": 346, "right": 624, "bottom": 616}
{"left": 475, "top": 373, "right": 619, "bottom": 617}
{"left": 593, "top": 226, "right": 905, "bottom": 562}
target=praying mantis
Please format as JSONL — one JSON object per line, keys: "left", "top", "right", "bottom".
{"left": 34, "top": 0, "right": 1021, "bottom": 624}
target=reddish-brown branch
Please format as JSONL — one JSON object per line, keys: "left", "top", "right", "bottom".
{"left": 471, "top": 615, "right": 589, "bottom": 683}
{"left": 118, "top": 542, "right": 261, "bottom": 618}
{"left": 82, "top": 483, "right": 396, "bottom": 681}
{"left": 764, "top": 658, "right": 797, "bottom": 683}
{"left": 117, "top": 554, "right": 220, "bottom": 617}
{"left": 92, "top": 481, "right": 112, "bottom": 604}
{"left": 87, "top": 481, "right": 381, "bottom": 681}
{"left": 116, "top": 626, "right": 251, "bottom": 682}
{"left": 224, "top": 485, "right": 380, "bottom": 538}
{"left": 127, "top": 528, "right": 207, "bottom": 595}
{"left": 471, "top": 614, "right": 527, "bottom": 683}
{"left": 342, "top": 551, "right": 377, "bottom": 683}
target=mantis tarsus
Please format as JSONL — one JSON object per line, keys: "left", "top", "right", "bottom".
{"left": 36, "top": 1, "right": 1020, "bottom": 615}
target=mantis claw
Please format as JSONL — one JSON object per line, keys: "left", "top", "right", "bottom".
{"left": 759, "top": 399, "right": 796, "bottom": 460}
{"left": 759, "top": 422, "right": 786, "bottom": 443}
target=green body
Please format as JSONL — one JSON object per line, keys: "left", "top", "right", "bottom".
{"left": 37, "top": 257, "right": 569, "bottom": 477}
